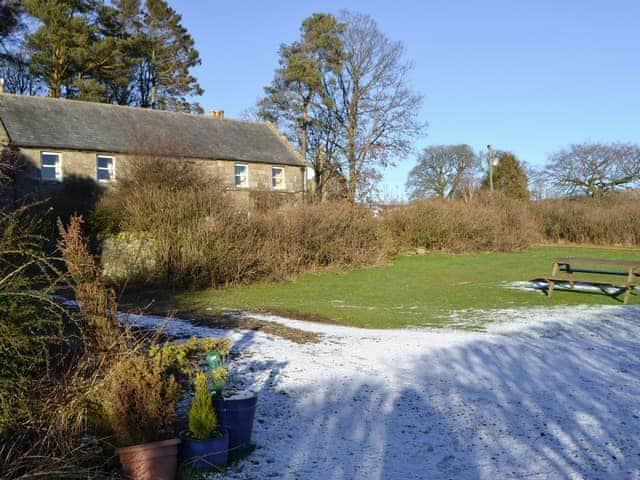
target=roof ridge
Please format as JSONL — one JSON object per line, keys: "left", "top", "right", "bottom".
{"left": 0, "top": 93, "right": 306, "bottom": 167}
{"left": 0, "top": 93, "right": 265, "bottom": 126}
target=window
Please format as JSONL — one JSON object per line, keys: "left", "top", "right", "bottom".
{"left": 234, "top": 164, "right": 248, "bottom": 187}
{"left": 40, "top": 152, "right": 61, "bottom": 182}
{"left": 272, "top": 166, "right": 285, "bottom": 189}
{"left": 96, "top": 155, "right": 115, "bottom": 182}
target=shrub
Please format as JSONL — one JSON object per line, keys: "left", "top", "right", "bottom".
{"left": 148, "top": 337, "right": 232, "bottom": 379}
{"left": 58, "top": 215, "right": 120, "bottom": 351}
{"left": 212, "top": 366, "right": 229, "bottom": 395}
{"left": 188, "top": 372, "right": 218, "bottom": 440}
{"left": 382, "top": 192, "right": 537, "bottom": 252}
{"left": 0, "top": 209, "right": 126, "bottom": 478}
{"left": 0, "top": 207, "right": 76, "bottom": 438}
{"left": 100, "top": 354, "right": 180, "bottom": 447}
{"left": 96, "top": 156, "right": 389, "bottom": 288}
{"left": 534, "top": 192, "right": 640, "bottom": 246}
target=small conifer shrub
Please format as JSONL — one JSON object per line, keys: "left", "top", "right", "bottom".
{"left": 188, "top": 371, "right": 218, "bottom": 440}
{"left": 212, "top": 366, "right": 229, "bottom": 395}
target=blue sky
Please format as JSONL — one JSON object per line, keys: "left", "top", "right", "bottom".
{"left": 174, "top": 0, "right": 640, "bottom": 198}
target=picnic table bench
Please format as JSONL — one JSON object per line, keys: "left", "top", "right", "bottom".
{"left": 546, "top": 257, "right": 640, "bottom": 304}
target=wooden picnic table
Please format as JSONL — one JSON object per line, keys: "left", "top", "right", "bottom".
{"left": 547, "top": 257, "right": 640, "bottom": 304}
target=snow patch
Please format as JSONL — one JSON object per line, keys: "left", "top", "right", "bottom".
{"left": 121, "top": 306, "right": 640, "bottom": 479}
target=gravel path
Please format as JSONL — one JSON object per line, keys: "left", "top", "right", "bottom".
{"left": 124, "top": 304, "right": 640, "bottom": 479}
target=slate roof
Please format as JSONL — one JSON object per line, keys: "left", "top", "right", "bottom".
{"left": 0, "top": 94, "right": 304, "bottom": 166}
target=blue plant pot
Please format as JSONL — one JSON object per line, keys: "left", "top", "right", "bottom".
{"left": 180, "top": 429, "right": 228, "bottom": 470}
{"left": 214, "top": 393, "right": 258, "bottom": 452}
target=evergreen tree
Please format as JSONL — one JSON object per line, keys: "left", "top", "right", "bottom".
{"left": 63, "top": 0, "right": 142, "bottom": 104}
{"left": 482, "top": 151, "right": 530, "bottom": 201}
{"left": 23, "top": 0, "right": 96, "bottom": 98}
{"left": 22, "top": 0, "right": 203, "bottom": 110}
{"left": 0, "top": 0, "right": 24, "bottom": 46}
{"left": 133, "top": 0, "right": 204, "bottom": 112}
{"left": 258, "top": 13, "right": 344, "bottom": 200}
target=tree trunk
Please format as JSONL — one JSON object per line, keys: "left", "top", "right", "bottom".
{"left": 347, "top": 122, "right": 357, "bottom": 203}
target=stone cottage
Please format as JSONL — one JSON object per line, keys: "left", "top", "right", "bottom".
{"left": 0, "top": 93, "right": 306, "bottom": 206}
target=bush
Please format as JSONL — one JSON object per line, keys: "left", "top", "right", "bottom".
{"left": 0, "top": 208, "right": 77, "bottom": 438}
{"left": 148, "top": 337, "right": 232, "bottom": 379}
{"left": 97, "top": 157, "right": 389, "bottom": 289}
{"left": 0, "top": 210, "right": 124, "bottom": 478}
{"left": 100, "top": 354, "right": 180, "bottom": 447}
{"left": 534, "top": 192, "right": 640, "bottom": 246}
{"left": 188, "top": 372, "right": 218, "bottom": 440}
{"left": 382, "top": 192, "right": 537, "bottom": 252}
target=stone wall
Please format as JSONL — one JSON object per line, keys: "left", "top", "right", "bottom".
{"left": 13, "top": 147, "right": 306, "bottom": 205}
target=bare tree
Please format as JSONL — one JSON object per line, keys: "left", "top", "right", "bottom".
{"left": 331, "top": 11, "right": 425, "bottom": 202}
{"left": 545, "top": 142, "right": 640, "bottom": 197}
{"left": 406, "top": 145, "right": 478, "bottom": 200}
{"left": 1, "top": 50, "right": 42, "bottom": 95}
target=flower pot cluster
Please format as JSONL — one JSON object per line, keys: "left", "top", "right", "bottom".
{"left": 98, "top": 337, "right": 258, "bottom": 480}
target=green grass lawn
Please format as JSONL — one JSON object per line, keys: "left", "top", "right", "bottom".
{"left": 160, "top": 245, "right": 640, "bottom": 329}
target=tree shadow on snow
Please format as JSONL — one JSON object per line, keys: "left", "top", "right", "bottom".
{"left": 235, "top": 307, "right": 640, "bottom": 479}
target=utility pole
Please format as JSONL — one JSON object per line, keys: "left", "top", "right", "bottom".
{"left": 487, "top": 144, "right": 494, "bottom": 192}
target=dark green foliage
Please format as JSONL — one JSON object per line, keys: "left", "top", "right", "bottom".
{"left": 136, "top": 0, "right": 204, "bottom": 112}
{"left": 87, "top": 200, "right": 123, "bottom": 239}
{"left": 258, "top": 13, "right": 345, "bottom": 201}
{"left": 0, "top": 207, "right": 77, "bottom": 436}
{"left": 482, "top": 151, "right": 530, "bottom": 201}
{"left": 0, "top": 0, "right": 23, "bottom": 43}
{"left": 20, "top": 0, "right": 203, "bottom": 110}
{"left": 24, "top": 0, "right": 100, "bottom": 98}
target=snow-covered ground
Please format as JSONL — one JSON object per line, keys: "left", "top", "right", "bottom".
{"left": 123, "top": 305, "right": 640, "bottom": 480}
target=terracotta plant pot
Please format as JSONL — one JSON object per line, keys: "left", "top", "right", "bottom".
{"left": 116, "top": 438, "right": 181, "bottom": 480}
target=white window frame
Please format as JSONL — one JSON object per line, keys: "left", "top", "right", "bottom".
{"left": 40, "top": 152, "right": 62, "bottom": 182}
{"left": 271, "top": 166, "right": 285, "bottom": 190}
{"left": 96, "top": 155, "right": 116, "bottom": 183}
{"left": 234, "top": 163, "right": 249, "bottom": 188}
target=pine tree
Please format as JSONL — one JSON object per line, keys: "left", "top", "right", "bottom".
{"left": 23, "top": 0, "right": 203, "bottom": 110}
{"left": 0, "top": 0, "right": 23, "bottom": 45}
{"left": 96, "top": 0, "right": 144, "bottom": 105}
{"left": 482, "top": 151, "right": 530, "bottom": 201}
{"left": 258, "top": 13, "right": 344, "bottom": 200}
{"left": 24, "top": 0, "right": 96, "bottom": 98}
{"left": 134, "top": 0, "right": 204, "bottom": 112}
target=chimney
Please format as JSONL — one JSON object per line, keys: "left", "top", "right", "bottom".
{"left": 208, "top": 109, "right": 224, "bottom": 119}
